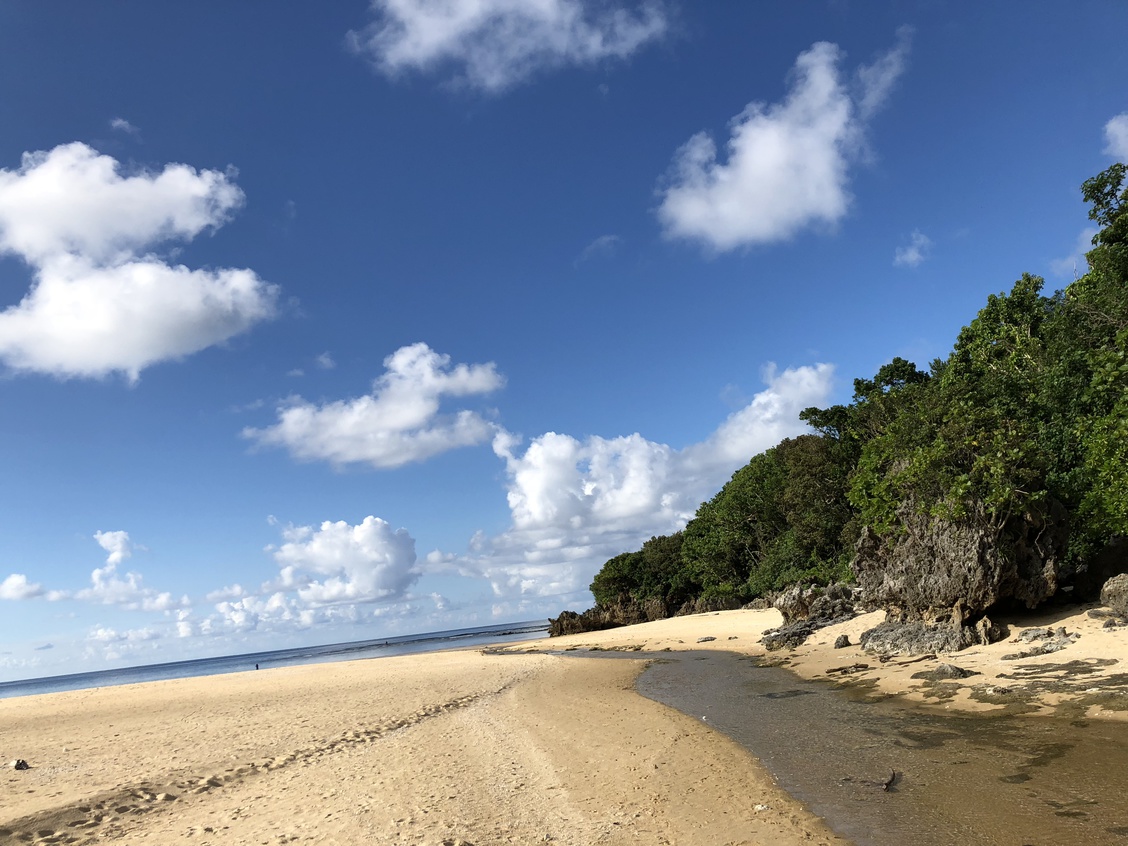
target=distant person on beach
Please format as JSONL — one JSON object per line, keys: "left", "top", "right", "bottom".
{"left": 255, "top": 663, "right": 259, "bottom": 670}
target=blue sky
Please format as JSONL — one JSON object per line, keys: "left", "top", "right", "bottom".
{"left": 1, "top": 1, "right": 1126, "bottom": 681}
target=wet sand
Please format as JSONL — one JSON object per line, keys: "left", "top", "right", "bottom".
{"left": 519, "top": 603, "right": 1128, "bottom": 845}
{"left": 640, "top": 651, "right": 1128, "bottom": 845}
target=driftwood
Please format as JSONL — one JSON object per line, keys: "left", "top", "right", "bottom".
{"left": 826, "top": 663, "right": 870, "bottom": 675}
{"left": 839, "top": 769, "right": 899, "bottom": 791}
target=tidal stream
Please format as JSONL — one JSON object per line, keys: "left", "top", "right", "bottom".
{"left": 635, "top": 651, "right": 1128, "bottom": 846}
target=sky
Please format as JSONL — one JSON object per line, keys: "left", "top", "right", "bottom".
{"left": 1, "top": 1, "right": 1126, "bottom": 681}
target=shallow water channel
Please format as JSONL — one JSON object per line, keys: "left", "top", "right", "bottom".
{"left": 632, "top": 651, "right": 1128, "bottom": 846}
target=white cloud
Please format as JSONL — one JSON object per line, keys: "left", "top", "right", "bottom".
{"left": 893, "top": 229, "right": 932, "bottom": 268}
{"left": 175, "top": 609, "right": 196, "bottom": 638}
{"left": 87, "top": 625, "right": 160, "bottom": 643}
{"left": 1105, "top": 112, "right": 1128, "bottom": 159}
{"left": 244, "top": 342, "right": 504, "bottom": 469}
{"left": 315, "top": 351, "right": 336, "bottom": 370}
{"left": 271, "top": 516, "right": 419, "bottom": 605}
{"left": 205, "top": 584, "right": 248, "bottom": 602}
{"left": 1050, "top": 226, "right": 1099, "bottom": 279}
{"left": 658, "top": 30, "right": 910, "bottom": 251}
{"left": 0, "top": 573, "right": 44, "bottom": 600}
{"left": 0, "top": 142, "right": 278, "bottom": 381}
{"left": 94, "top": 529, "right": 133, "bottom": 565}
{"left": 109, "top": 117, "right": 139, "bottom": 135}
{"left": 67, "top": 531, "right": 188, "bottom": 612}
{"left": 349, "top": 0, "right": 668, "bottom": 92}
{"left": 460, "top": 363, "right": 834, "bottom": 604}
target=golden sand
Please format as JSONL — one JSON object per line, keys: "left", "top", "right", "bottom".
{"left": 4, "top": 602, "right": 1123, "bottom": 844}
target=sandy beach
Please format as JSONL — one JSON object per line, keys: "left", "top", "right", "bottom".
{"left": 3, "top": 601, "right": 1125, "bottom": 845}
{"left": 1, "top": 643, "right": 844, "bottom": 845}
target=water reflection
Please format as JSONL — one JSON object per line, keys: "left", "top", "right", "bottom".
{"left": 636, "top": 651, "right": 1128, "bottom": 846}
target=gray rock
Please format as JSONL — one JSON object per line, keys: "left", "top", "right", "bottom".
{"left": 852, "top": 498, "right": 1067, "bottom": 625}
{"left": 1002, "top": 629, "right": 1080, "bottom": 660}
{"left": 1017, "top": 627, "right": 1054, "bottom": 643}
{"left": 10, "top": 758, "right": 28, "bottom": 770}
{"left": 834, "top": 634, "right": 851, "bottom": 649}
{"left": 860, "top": 617, "right": 1005, "bottom": 656}
{"left": 911, "top": 663, "right": 979, "bottom": 680}
{"left": 1101, "top": 573, "right": 1128, "bottom": 616}
{"left": 761, "top": 582, "right": 858, "bottom": 651}
{"left": 696, "top": 636, "right": 716, "bottom": 643}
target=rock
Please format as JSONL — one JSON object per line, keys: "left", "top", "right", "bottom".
{"left": 696, "top": 636, "right": 716, "bottom": 643}
{"left": 1002, "top": 629, "right": 1080, "bottom": 660}
{"left": 852, "top": 498, "right": 1067, "bottom": 625}
{"left": 834, "top": 634, "right": 851, "bottom": 649}
{"left": 1101, "top": 573, "right": 1128, "bottom": 616}
{"left": 548, "top": 597, "right": 672, "bottom": 636}
{"left": 10, "top": 759, "right": 29, "bottom": 770}
{"left": 911, "top": 663, "right": 979, "bottom": 681}
{"left": 1016, "top": 627, "right": 1054, "bottom": 643}
{"left": 774, "top": 582, "right": 856, "bottom": 625}
{"left": 761, "top": 583, "right": 858, "bottom": 650}
{"left": 859, "top": 618, "right": 1005, "bottom": 656}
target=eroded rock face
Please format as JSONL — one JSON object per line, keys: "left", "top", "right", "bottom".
{"left": 761, "top": 583, "right": 858, "bottom": 650}
{"left": 852, "top": 500, "right": 1068, "bottom": 626}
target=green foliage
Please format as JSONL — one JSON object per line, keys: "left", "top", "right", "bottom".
{"left": 1080, "top": 329, "right": 1128, "bottom": 536}
{"left": 680, "top": 449, "right": 787, "bottom": 597}
{"left": 589, "top": 532, "right": 691, "bottom": 608}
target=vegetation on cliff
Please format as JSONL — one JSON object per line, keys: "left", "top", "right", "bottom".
{"left": 552, "top": 164, "right": 1128, "bottom": 638}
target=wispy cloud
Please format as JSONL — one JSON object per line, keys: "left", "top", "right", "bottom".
{"left": 1106, "top": 112, "right": 1128, "bottom": 159}
{"left": 576, "top": 233, "right": 621, "bottom": 264}
{"left": 109, "top": 117, "right": 140, "bottom": 136}
{"left": 1050, "top": 226, "right": 1099, "bottom": 279}
{"left": 348, "top": 0, "right": 668, "bottom": 92}
{"left": 894, "top": 229, "right": 932, "bottom": 268}
{"left": 658, "top": 29, "right": 911, "bottom": 252}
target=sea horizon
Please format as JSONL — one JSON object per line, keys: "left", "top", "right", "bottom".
{"left": 0, "top": 619, "right": 549, "bottom": 700}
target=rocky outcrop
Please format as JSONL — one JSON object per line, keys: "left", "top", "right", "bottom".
{"left": 852, "top": 499, "right": 1068, "bottom": 628}
{"left": 760, "top": 583, "right": 858, "bottom": 650}
{"left": 548, "top": 597, "right": 672, "bottom": 636}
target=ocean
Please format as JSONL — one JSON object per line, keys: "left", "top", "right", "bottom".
{"left": 0, "top": 619, "right": 549, "bottom": 700}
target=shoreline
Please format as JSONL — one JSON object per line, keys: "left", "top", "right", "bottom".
{"left": 1, "top": 643, "right": 843, "bottom": 845}
{"left": 3, "top": 601, "right": 1122, "bottom": 844}
{"left": 517, "top": 601, "right": 1128, "bottom": 722}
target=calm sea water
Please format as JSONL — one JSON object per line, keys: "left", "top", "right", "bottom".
{"left": 0, "top": 620, "right": 549, "bottom": 700}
